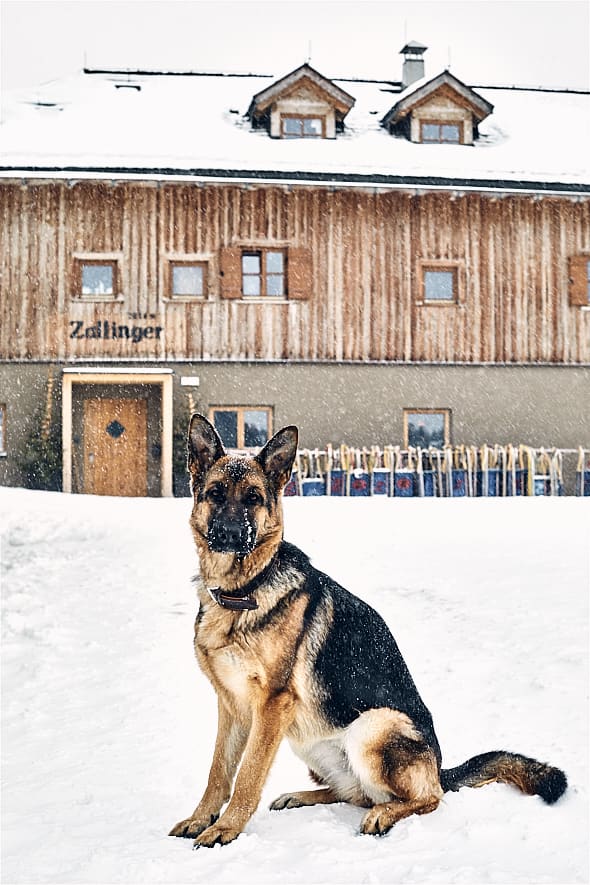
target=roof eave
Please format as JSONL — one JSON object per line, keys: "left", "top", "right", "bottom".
{"left": 1, "top": 165, "right": 588, "bottom": 197}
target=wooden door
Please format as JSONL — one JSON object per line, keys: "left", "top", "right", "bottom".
{"left": 83, "top": 397, "right": 147, "bottom": 496}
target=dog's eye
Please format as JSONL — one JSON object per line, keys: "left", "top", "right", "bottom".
{"left": 207, "top": 486, "right": 225, "bottom": 504}
{"left": 245, "top": 489, "right": 263, "bottom": 507}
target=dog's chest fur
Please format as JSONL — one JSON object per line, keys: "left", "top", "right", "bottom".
{"left": 193, "top": 588, "right": 317, "bottom": 725}
{"left": 195, "top": 613, "right": 265, "bottom": 712}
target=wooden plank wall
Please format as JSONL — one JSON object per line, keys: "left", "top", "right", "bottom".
{"left": 0, "top": 181, "right": 588, "bottom": 363}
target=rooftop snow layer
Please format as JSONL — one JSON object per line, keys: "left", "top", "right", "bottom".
{"left": 1, "top": 69, "right": 589, "bottom": 192}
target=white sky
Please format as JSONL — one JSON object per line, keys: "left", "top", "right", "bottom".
{"left": 1, "top": 0, "right": 589, "bottom": 92}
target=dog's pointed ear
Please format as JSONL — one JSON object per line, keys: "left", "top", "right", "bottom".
{"left": 256, "top": 425, "right": 298, "bottom": 491}
{"left": 187, "top": 414, "right": 225, "bottom": 486}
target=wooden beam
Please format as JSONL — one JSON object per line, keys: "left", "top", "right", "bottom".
{"left": 161, "top": 374, "right": 173, "bottom": 497}
{"left": 62, "top": 374, "right": 72, "bottom": 493}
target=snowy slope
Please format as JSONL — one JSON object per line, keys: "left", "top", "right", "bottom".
{"left": 1, "top": 488, "right": 588, "bottom": 884}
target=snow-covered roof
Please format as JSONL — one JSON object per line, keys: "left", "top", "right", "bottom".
{"left": 1, "top": 68, "right": 589, "bottom": 195}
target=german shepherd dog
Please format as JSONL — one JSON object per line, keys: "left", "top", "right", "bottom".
{"left": 170, "top": 415, "right": 567, "bottom": 849}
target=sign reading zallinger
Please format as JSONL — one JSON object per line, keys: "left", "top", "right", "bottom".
{"left": 69, "top": 320, "right": 164, "bottom": 344}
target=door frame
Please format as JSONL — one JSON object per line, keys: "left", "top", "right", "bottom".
{"left": 62, "top": 368, "right": 174, "bottom": 496}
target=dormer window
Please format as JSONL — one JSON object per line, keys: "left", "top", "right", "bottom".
{"left": 247, "top": 63, "right": 354, "bottom": 140}
{"left": 382, "top": 70, "right": 493, "bottom": 146}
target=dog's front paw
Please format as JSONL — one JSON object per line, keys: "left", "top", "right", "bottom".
{"left": 169, "top": 813, "right": 218, "bottom": 839}
{"left": 193, "top": 821, "right": 242, "bottom": 849}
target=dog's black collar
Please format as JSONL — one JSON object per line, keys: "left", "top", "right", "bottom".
{"left": 206, "top": 554, "right": 278, "bottom": 612}
{"left": 207, "top": 586, "right": 258, "bottom": 611}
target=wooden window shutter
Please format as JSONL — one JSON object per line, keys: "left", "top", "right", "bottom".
{"left": 287, "top": 247, "right": 312, "bottom": 300}
{"left": 568, "top": 255, "right": 589, "bottom": 306}
{"left": 219, "top": 247, "right": 243, "bottom": 299}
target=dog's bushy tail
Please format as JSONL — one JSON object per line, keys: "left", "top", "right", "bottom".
{"left": 440, "top": 751, "right": 567, "bottom": 805}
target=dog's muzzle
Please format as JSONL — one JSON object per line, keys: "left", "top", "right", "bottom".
{"left": 207, "top": 516, "right": 255, "bottom": 555}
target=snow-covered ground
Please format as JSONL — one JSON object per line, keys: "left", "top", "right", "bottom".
{"left": 1, "top": 488, "right": 588, "bottom": 884}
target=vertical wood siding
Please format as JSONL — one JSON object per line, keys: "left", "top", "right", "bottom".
{"left": 0, "top": 181, "right": 588, "bottom": 363}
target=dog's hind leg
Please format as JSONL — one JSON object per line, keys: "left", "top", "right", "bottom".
{"left": 270, "top": 787, "right": 340, "bottom": 811}
{"left": 169, "top": 698, "right": 247, "bottom": 839}
{"left": 344, "top": 708, "right": 443, "bottom": 837}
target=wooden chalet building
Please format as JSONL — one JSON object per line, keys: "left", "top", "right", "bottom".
{"left": 0, "top": 44, "right": 589, "bottom": 495}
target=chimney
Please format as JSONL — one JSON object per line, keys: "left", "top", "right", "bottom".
{"left": 400, "top": 41, "right": 428, "bottom": 87}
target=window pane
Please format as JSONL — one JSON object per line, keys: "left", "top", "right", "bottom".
{"left": 422, "top": 124, "right": 439, "bottom": 142}
{"left": 303, "top": 118, "right": 323, "bottom": 136}
{"left": 172, "top": 264, "right": 203, "bottom": 296}
{"left": 243, "top": 275, "right": 261, "bottom": 296}
{"left": 242, "top": 254, "right": 260, "bottom": 274}
{"left": 587, "top": 260, "right": 590, "bottom": 303}
{"left": 441, "top": 124, "right": 460, "bottom": 143}
{"left": 213, "top": 411, "right": 238, "bottom": 448}
{"left": 424, "top": 270, "right": 455, "bottom": 301}
{"left": 265, "top": 251, "right": 283, "bottom": 273}
{"left": 82, "top": 264, "right": 113, "bottom": 295}
{"left": 283, "top": 117, "right": 302, "bottom": 136}
{"left": 244, "top": 411, "right": 269, "bottom": 447}
{"left": 407, "top": 413, "right": 446, "bottom": 448}
{"left": 266, "top": 274, "right": 284, "bottom": 296}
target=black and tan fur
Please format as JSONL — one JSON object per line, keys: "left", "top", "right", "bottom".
{"left": 170, "top": 415, "right": 567, "bottom": 848}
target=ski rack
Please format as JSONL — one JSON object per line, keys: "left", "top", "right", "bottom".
{"left": 283, "top": 445, "right": 586, "bottom": 497}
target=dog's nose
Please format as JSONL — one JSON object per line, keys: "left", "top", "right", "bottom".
{"left": 218, "top": 523, "right": 246, "bottom": 547}
{"left": 208, "top": 517, "right": 252, "bottom": 553}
